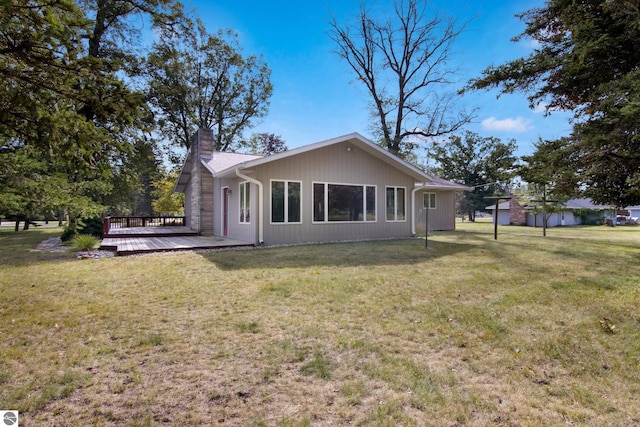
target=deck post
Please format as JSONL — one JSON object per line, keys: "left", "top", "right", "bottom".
{"left": 102, "top": 217, "right": 110, "bottom": 237}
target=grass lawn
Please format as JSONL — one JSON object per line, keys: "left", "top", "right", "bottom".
{"left": 1, "top": 223, "right": 639, "bottom": 426}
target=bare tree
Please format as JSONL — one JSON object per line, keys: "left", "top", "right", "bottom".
{"left": 246, "top": 133, "right": 288, "bottom": 156}
{"left": 329, "top": 0, "right": 473, "bottom": 156}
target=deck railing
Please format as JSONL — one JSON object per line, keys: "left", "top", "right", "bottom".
{"left": 102, "top": 216, "right": 186, "bottom": 236}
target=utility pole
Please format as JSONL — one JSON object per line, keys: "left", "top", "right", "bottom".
{"left": 484, "top": 195, "right": 512, "bottom": 240}
{"left": 531, "top": 186, "right": 557, "bottom": 237}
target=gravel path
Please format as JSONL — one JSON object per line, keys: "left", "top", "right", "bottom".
{"left": 35, "top": 237, "right": 114, "bottom": 259}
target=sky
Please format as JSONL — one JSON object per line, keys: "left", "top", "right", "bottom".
{"left": 182, "top": 0, "right": 572, "bottom": 158}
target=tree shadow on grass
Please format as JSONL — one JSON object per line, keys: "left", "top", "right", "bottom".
{"left": 454, "top": 224, "right": 640, "bottom": 289}
{"left": 201, "top": 237, "right": 478, "bottom": 271}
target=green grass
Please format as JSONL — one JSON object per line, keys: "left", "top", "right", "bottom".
{"left": 0, "top": 225, "right": 75, "bottom": 265}
{"left": 1, "top": 223, "right": 639, "bottom": 425}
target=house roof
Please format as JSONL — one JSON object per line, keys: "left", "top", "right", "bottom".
{"left": 175, "top": 132, "right": 470, "bottom": 191}
{"left": 416, "top": 176, "right": 472, "bottom": 191}
{"left": 212, "top": 133, "right": 435, "bottom": 181}
{"left": 563, "top": 198, "right": 611, "bottom": 210}
{"left": 174, "top": 150, "right": 262, "bottom": 192}
{"left": 486, "top": 201, "right": 511, "bottom": 210}
{"left": 174, "top": 149, "right": 194, "bottom": 193}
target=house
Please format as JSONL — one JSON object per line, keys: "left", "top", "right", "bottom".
{"left": 484, "top": 197, "right": 527, "bottom": 226}
{"left": 486, "top": 197, "right": 615, "bottom": 227}
{"left": 628, "top": 206, "right": 640, "bottom": 218}
{"left": 486, "top": 201, "right": 513, "bottom": 226}
{"left": 175, "top": 129, "right": 471, "bottom": 246}
{"left": 616, "top": 207, "right": 639, "bottom": 224}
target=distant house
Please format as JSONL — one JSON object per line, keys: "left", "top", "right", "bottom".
{"left": 486, "top": 197, "right": 615, "bottom": 227}
{"left": 616, "top": 206, "right": 639, "bottom": 224}
{"left": 175, "top": 129, "right": 471, "bottom": 246}
{"left": 627, "top": 206, "right": 640, "bottom": 219}
{"left": 485, "top": 197, "right": 527, "bottom": 226}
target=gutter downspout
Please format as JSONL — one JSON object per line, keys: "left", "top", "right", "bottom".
{"left": 235, "top": 169, "right": 264, "bottom": 245}
{"left": 411, "top": 185, "right": 422, "bottom": 236}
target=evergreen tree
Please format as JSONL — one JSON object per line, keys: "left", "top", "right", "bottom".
{"left": 466, "top": 0, "right": 640, "bottom": 207}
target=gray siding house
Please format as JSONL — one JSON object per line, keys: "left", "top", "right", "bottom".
{"left": 175, "top": 129, "right": 470, "bottom": 246}
{"left": 487, "top": 197, "right": 615, "bottom": 227}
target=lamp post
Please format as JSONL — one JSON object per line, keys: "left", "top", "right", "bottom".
{"left": 425, "top": 201, "right": 429, "bottom": 249}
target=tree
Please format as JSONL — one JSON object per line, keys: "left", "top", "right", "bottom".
{"left": 1, "top": 0, "right": 115, "bottom": 167}
{"left": 79, "top": 0, "right": 184, "bottom": 61}
{"left": 146, "top": 20, "right": 273, "bottom": 155}
{"left": 245, "top": 133, "right": 288, "bottom": 156}
{"left": 329, "top": 0, "right": 473, "bottom": 157}
{"left": 465, "top": 0, "right": 640, "bottom": 207}
{"left": 519, "top": 137, "right": 579, "bottom": 198}
{"left": 103, "top": 135, "right": 162, "bottom": 216}
{"left": 1, "top": 0, "right": 184, "bottom": 223}
{"left": 152, "top": 171, "right": 185, "bottom": 215}
{"left": 0, "top": 144, "right": 104, "bottom": 231}
{"left": 430, "top": 131, "right": 517, "bottom": 220}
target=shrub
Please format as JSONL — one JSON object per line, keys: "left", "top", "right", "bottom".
{"left": 77, "top": 217, "right": 103, "bottom": 237}
{"left": 61, "top": 217, "right": 103, "bottom": 242}
{"left": 69, "top": 234, "right": 100, "bottom": 252}
{"left": 60, "top": 223, "right": 78, "bottom": 242}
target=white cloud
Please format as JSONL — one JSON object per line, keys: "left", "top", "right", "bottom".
{"left": 520, "top": 38, "right": 541, "bottom": 51}
{"left": 481, "top": 116, "right": 533, "bottom": 132}
{"left": 533, "top": 102, "right": 548, "bottom": 114}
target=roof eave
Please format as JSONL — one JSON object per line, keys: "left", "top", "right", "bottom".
{"left": 174, "top": 149, "right": 194, "bottom": 193}
{"left": 417, "top": 184, "right": 473, "bottom": 192}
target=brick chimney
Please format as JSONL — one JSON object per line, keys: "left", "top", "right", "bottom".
{"left": 191, "top": 128, "right": 214, "bottom": 159}
{"left": 509, "top": 196, "right": 527, "bottom": 226}
{"left": 188, "top": 128, "right": 215, "bottom": 236}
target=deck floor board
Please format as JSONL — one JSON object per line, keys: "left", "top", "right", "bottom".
{"left": 100, "top": 227, "right": 252, "bottom": 255}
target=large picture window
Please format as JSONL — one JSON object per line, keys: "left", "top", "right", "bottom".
{"left": 271, "top": 180, "right": 301, "bottom": 223}
{"left": 239, "top": 182, "right": 250, "bottom": 223}
{"left": 313, "top": 183, "right": 376, "bottom": 222}
{"left": 386, "top": 186, "right": 406, "bottom": 221}
{"left": 424, "top": 192, "right": 436, "bottom": 209}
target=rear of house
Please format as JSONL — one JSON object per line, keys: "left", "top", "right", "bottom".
{"left": 177, "top": 129, "right": 470, "bottom": 246}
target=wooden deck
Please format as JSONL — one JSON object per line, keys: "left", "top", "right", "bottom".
{"left": 100, "top": 227, "right": 253, "bottom": 255}
{"left": 103, "top": 226, "right": 198, "bottom": 238}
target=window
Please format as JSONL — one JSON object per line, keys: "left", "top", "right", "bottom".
{"left": 271, "top": 180, "right": 301, "bottom": 223}
{"left": 424, "top": 192, "right": 436, "bottom": 209}
{"left": 313, "top": 183, "right": 376, "bottom": 222}
{"left": 239, "top": 182, "right": 250, "bottom": 223}
{"left": 386, "top": 186, "right": 406, "bottom": 221}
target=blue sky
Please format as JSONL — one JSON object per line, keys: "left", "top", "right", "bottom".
{"left": 183, "top": 0, "right": 572, "bottom": 158}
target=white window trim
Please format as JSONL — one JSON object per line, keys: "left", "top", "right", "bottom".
{"left": 270, "top": 179, "right": 302, "bottom": 225}
{"left": 239, "top": 181, "right": 251, "bottom": 224}
{"left": 312, "top": 182, "right": 377, "bottom": 224}
{"left": 385, "top": 186, "right": 407, "bottom": 222}
{"left": 424, "top": 192, "right": 437, "bottom": 210}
